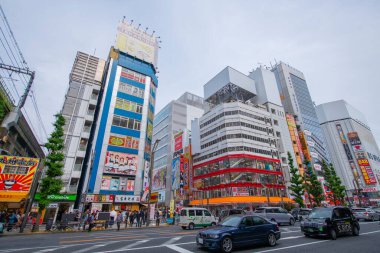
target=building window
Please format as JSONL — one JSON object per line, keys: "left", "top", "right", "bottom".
{"left": 273, "top": 119, "right": 278, "bottom": 126}
{"left": 112, "top": 115, "right": 141, "bottom": 130}
{"left": 271, "top": 109, "right": 276, "bottom": 114}
{"left": 115, "top": 98, "right": 143, "bottom": 114}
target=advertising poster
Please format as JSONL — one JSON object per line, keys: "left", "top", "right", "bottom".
{"left": 347, "top": 132, "right": 376, "bottom": 185}
{"left": 152, "top": 167, "right": 166, "bottom": 191}
{"left": 172, "top": 157, "right": 180, "bottom": 190}
{"left": 119, "top": 177, "right": 127, "bottom": 191}
{"left": 0, "top": 155, "right": 39, "bottom": 192}
{"left": 109, "top": 135, "right": 139, "bottom": 150}
{"left": 127, "top": 179, "right": 135, "bottom": 191}
{"left": 104, "top": 151, "right": 138, "bottom": 176}
{"left": 142, "top": 161, "right": 150, "bottom": 191}
{"left": 101, "top": 176, "right": 111, "bottom": 190}
{"left": 110, "top": 178, "right": 120, "bottom": 191}
{"left": 174, "top": 133, "right": 183, "bottom": 152}
{"left": 232, "top": 187, "right": 249, "bottom": 196}
{"left": 115, "top": 21, "right": 159, "bottom": 66}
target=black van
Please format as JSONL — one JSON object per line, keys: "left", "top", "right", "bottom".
{"left": 300, "top": 206, "right": 360, "bottom": 240}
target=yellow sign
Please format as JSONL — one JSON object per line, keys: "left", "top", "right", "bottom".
{"left": 0, "top": 191, "right": 28, "bottom": 202}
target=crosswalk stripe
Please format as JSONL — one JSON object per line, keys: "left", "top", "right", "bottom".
{"left": 115, "top": 240, "right": 149, "bottom": 250}
{"left": 166, "top": 245, "right": 194, "bottom": 253}
{"left": 71, "top": 244, "right": 107, "bottom": 253}
{"left": 161, "top": 236, "right": 182, "bottom": 245}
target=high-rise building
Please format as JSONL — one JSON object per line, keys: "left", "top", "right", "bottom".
{"left": 190, "top": 67, "right": 292, "bottom": 210}
{"left": 86, "top": 20, "right": 159, "bottom": 212}
{"left": 272, "top": 62, "right": 329, "bottom": 175}
{"left": 316, "top": 100, "right": 380, "bottom": 204}
{"left": 61, "top": 51, "right": 105, "bottom": 199}
{"left": 152, "top": 92, "right": 204, "bottom": 206}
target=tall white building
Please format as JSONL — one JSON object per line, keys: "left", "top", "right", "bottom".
{"left": 191, "top": 67, "right": 293, "bottom": 210}
{"left": 152, "top": 92, "right": 204, "bottom": 206}
{"left": 62, "top": 52, "right": 105, "bottom": 195}
{"left": 316, "top": 100, "right": 380, "bottom": 204}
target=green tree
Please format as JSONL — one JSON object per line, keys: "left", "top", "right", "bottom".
{"left": 303, "top": 159, "right": 325, "bottom": 207}
{"left": 330, "top": 163, "right": 346, "bottom": 205}
{"left": 287, "top": 152, "right": 305, "bottom": 207}
{"left": 38, "top": 114, "right": 65, "bottom": 212}
{"left": 322, "top": 160, "right": 336, "bottom": 204}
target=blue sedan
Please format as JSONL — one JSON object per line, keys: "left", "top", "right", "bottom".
{"left": 196, "top": 215, "right": 281, "bottom": 253}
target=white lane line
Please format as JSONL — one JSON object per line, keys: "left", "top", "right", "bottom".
{"left": 116, "top": 240, "right": 149, "bottom": 250}
{"left": 359, "top": 221, "right": 379, "bottom": 225}
{"left": 254, "top": 241, "right": 327, "bottom": 253}
{"left": 281, "top": 231, "right": 300, "bottom": 234}
{"left": 361, "top": 229, "right": 380, "bottom": 235}
{"left": 92, "top": 242, "right": 194, "bottom": 253}
{"left": 281, "top": 235, "right": 304, "bottom": 240}
{"left": 161, "top": 236, "right": 182, "bottom": 245}
{"left": 166, "top": 244, "right": 194, "bottom": 253}
{"left": 71, "top": 244, "right": 107, "bottom": 253}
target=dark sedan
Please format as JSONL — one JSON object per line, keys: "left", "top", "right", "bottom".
{"left": 196, "top": 215, "right": 281, "bottom": 253}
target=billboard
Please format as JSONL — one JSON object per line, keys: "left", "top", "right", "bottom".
{"left": 174, "top": 133, "right": 183, "bottom": 152}
{"left": 100, "top": 176, "right": 135, "bottom": 191}
{"left": 109, "top": 135, "right": 139, "bottom": 150}
{"left": 115, "top": 21, "right": 159, "bottom": 67}
{"left": 0, "top": 155, "right": 39, "bottom": 192}
{"left": 142, "top": 161, "right": 150, "bottom": 192}
{"left": 152, "top": 167, "right": 166, "bottom": 191}
{"left": 104, "top": 151, "right": 138, "bottom": 176}
{"left": 347, "top": 132, "right": 376, "bottom": 185}
{"left": 172, "top": 157, "right": 180, "bottom": 190}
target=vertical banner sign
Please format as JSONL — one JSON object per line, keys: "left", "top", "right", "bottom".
{"left": 347, "top": 132, "right": 376, "bottom": 185}
{"left": 172, "top": 157, "right": 180, "bottom": 190}
{"left": 335, "top": 124, "right": 360, "bottom": 181}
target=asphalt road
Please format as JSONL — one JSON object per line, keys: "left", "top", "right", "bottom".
{"left": 1, "top": 221, "right": 380, "bottom": 253}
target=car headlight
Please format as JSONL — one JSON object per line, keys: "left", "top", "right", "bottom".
{"left": 208, "top": 234, "right": 219, "bottom": 239}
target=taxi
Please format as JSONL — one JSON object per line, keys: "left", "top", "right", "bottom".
{"left": 301, "top": 206, "right": 360, "bottom": 240}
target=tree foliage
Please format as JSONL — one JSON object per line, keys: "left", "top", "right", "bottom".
{"left": 303, "top": 159, "right": 325, "bottom": 207}
{"left": 287, "top": 152, "right": 305, "bottom": 207}
{"left": 38, "top": 114, "right": 65, "bottom": 211}
{"left": 322, "top": 160, "right": 346, "bottom": 205}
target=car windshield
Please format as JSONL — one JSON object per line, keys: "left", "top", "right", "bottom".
{"left": 219, "top": 216, "right": 242, "bottom": 227}
{"left": 352, "top": 209, "right": 366, "bottom": 213}
{"left": 308, "top": 209, "right": 331, "bottom": 219}
{"left": 254, "top": 209, "right": 265, "bottom": 213}
{"left": 299, "top": 210, "right": 311, "bottom": 215}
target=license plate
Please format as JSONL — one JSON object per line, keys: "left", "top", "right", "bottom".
{"left": 198, "top": 238, "right": 203, "bottom": 244}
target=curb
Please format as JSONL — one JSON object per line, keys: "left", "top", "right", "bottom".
{"left": 0, "top": 223, "right": 172, "bottom": 237}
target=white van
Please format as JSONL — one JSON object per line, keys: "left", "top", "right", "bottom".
{"left": 179, "top": 207, "right": 217, "bottom": 230}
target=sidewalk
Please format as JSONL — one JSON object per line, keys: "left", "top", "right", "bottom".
{"left": 0, "top": 222, "right": 171, "bottom": 236}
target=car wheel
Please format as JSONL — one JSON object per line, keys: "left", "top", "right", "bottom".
{"left": 352, "top": 225, "right": 359, "bottom": 236}
{"left": 211, "top": 222, "right": 216, "bottom": 226}
{"left": 221, "top": 236, "right": 233, "bottom": 253}
{"left": 289, "top": 218, "right": 295, "bottom": 226}
{"left": 330, "top": 229, "right": 337, "bottom": 240}
{"left": 189, "top": 223, "right": 195, "bottom": 230}
{"left": 181, "top": 226, "right": 186, "bottom": 230}
{"left": 267, "top": 232, "right": 277, "bottom": 247}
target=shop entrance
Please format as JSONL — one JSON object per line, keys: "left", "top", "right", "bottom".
{"left": 56, "top": 203, "right": 71, "bottom": 222}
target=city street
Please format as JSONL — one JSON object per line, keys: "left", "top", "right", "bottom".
{"left": 1, "top": 221, "right": 380, "bottom": 253}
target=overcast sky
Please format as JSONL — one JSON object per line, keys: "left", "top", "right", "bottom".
{"left": 2, "top": 0, "right": 380, "bottom": 145}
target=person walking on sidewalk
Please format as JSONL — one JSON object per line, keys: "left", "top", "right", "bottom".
{"left": 81, "top": 209, "right": 90, "bottom": 231}
{"left": 124, "top": 210, "right": 130, "bottom": 229}
{"left": 155, "top": 209, "right": 160, "bottom": 227}
{"left": 129, "top": 211, "right": 135, "bottom": 227}
{"left": 138, "top": 209, "right": 144, "bottom": 227}
{"left": 7, "top": 212, "right": 17, "bottom": 232}
{"left": 88, "top": 213, "right": 95, "bottom": 232}
{"left": 116, "top": 211, "right": 123, "bottom": 231}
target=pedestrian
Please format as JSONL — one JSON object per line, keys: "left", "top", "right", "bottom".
{"left": 7, "top": 212, "right": 17, "bottom": 232}
{"left": 129, "top": 211, "right": 134, "bottom": 227}
{"left": 116, "top": 211, "right": 123, "bottom": 231}
{"left": 81, "top": 209, "right": 90, "bottom": 231}
{"left": 136, "top": 210, "right": 141, "bottom": 228}
{"left": 88, "top": 213, "right": 95, "bottom": 232}
{"left": 125, "top": 210, "right": 130, "bottom": 229}
{"left": 155, "top": 209, "right": 160, "bottom": 227}
{"left": 162, "top": 208, "right": 167, "bottom": 223}
{"left": 139, "top": 209, "right": 144, "bottom": 227}
{"left": 110, "top": 209, "right": 117, "bottom": 227}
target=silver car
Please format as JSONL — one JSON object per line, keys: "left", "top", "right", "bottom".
{"left": 352, "top": 208, "right": 380, "bottom": 221}
{"left": 254, "top": 207, "right": 295, "bottom": 225}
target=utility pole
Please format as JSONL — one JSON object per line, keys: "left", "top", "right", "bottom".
{"left": 19, "top": 160, "right": 44, "bottom": 233}
{"left": 146, "top": 139, "right": 160, "bottom": 227}
{"left": 0, "top": 63, "right": 35, "bottom": 129}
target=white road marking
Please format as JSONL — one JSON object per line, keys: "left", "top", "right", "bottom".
{"left": 281, "top": 230, "right": 300, "bottom": 234}
{"left": 254, "top": 241, "right": 328, "bottom": 252}
{"left": 92, "top": 242, "right": 194, "bottom": 253}
{"left": 281, "top": 235, "right": 304, "bottom": 240}
{"left": 359, "top": 221, "right": 379, "bottom": 225}
{"left": 71, "top": 244, "right": 107, "bottom": 253}
{"left": 161, "top": 236, "right": 182, "bottom": 245}
{"left": 116, "top": 240, "right": 149, "bottom": 250}
{"left": 361, "top": 229, "right": 380, "bottom": 235}
{"left": 166, "top": 244, "right": 195, "bottom": 253}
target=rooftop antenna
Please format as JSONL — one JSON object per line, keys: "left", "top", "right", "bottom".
{"left": 145, "top": 27, "right": 148, "bottom": 33}
{"left": 151, "top": 30, "right": 155, "bottom": 37}
{"left": 137, "top": 24, "right": 141, "bottom": 30}
{"left": 122, "top": 16, "right": 125, "bottom": 22}
{"left": 130, "top": 19, "right": 134, "bottom": 25}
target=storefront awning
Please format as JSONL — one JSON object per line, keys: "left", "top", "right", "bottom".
{"left": 189, "top": 196, "right": 294, "bottom": 206}
{"left": 0, "top": 191, "right": 28, "bottom": 203}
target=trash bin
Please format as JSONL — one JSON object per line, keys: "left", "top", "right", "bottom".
{"left": 46, "top": 218, "right": 53, "bottom": 231}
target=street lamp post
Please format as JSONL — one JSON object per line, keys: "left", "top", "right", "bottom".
{"left": 146, "top": 139, "right": 160, "bottom": 227}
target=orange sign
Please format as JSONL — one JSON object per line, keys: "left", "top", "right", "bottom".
{"left": 109, "top": 136, "right": 125, "bottom": 147}
{"left": 0, "top": 155, "right": 39, "bottom": 192}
